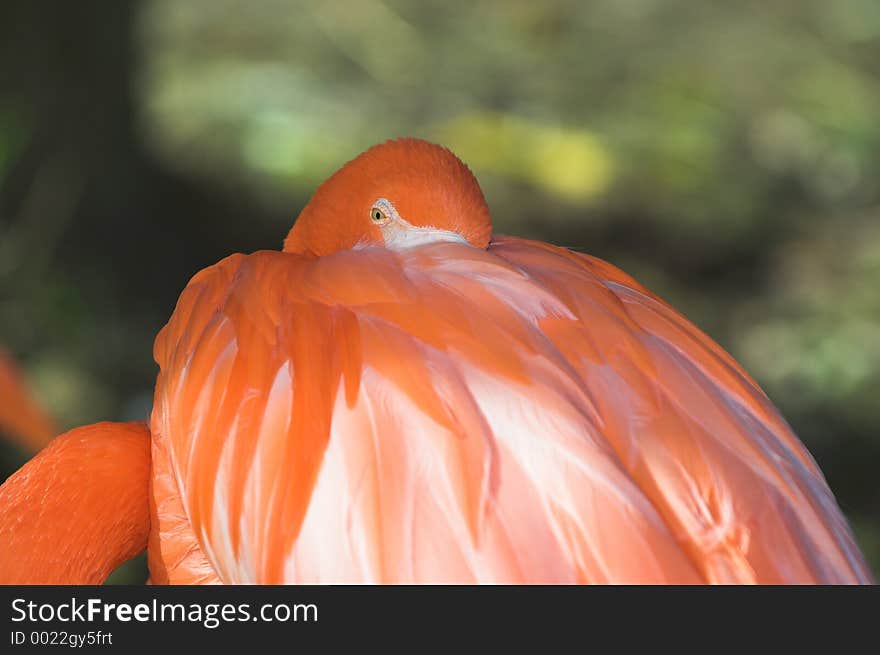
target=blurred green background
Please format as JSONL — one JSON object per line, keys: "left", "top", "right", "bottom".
{"left": 1, "top": 0, "right": 877, "bottom": 582}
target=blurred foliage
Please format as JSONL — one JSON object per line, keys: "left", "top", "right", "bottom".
{"left": 0, "top": 0, "right": 878, "bottom": 581}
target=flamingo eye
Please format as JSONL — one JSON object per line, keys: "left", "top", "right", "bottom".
{"left": 370, "top": 201, "right": 392, "bottom": 225}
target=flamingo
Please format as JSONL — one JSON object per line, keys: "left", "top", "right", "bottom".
{"left": 0, "top": 347, "right": 57, "bottom": 452}
{"left": 0, "top": 138, "right": 872, "bottom": 584}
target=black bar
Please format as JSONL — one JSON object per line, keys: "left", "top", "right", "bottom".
{"left": 0, "top": 585, "right": 876, "bottom": 649}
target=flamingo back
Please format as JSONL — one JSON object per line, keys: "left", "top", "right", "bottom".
{"left": 148, "top": 238, "right": 872, "bottom": 584}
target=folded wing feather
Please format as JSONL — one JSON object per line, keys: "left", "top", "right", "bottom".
{"left": 149, "top": 238, "right": 871, "bottom": 584}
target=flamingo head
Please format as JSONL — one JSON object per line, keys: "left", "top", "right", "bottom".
{"left": 283, "top": 138, "right": 492, "bottom": 256}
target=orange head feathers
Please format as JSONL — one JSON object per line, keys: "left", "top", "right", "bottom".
{"left": 284, "top": 138, "right": 492, "bottom": 256}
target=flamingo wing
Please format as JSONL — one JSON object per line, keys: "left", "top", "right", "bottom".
{"left": 150, "top": 239, "right": 871, "bottom": 584}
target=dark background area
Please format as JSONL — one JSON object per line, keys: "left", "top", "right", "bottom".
{"left": 1, "top": 0, "right": 877, "bottom": 582}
